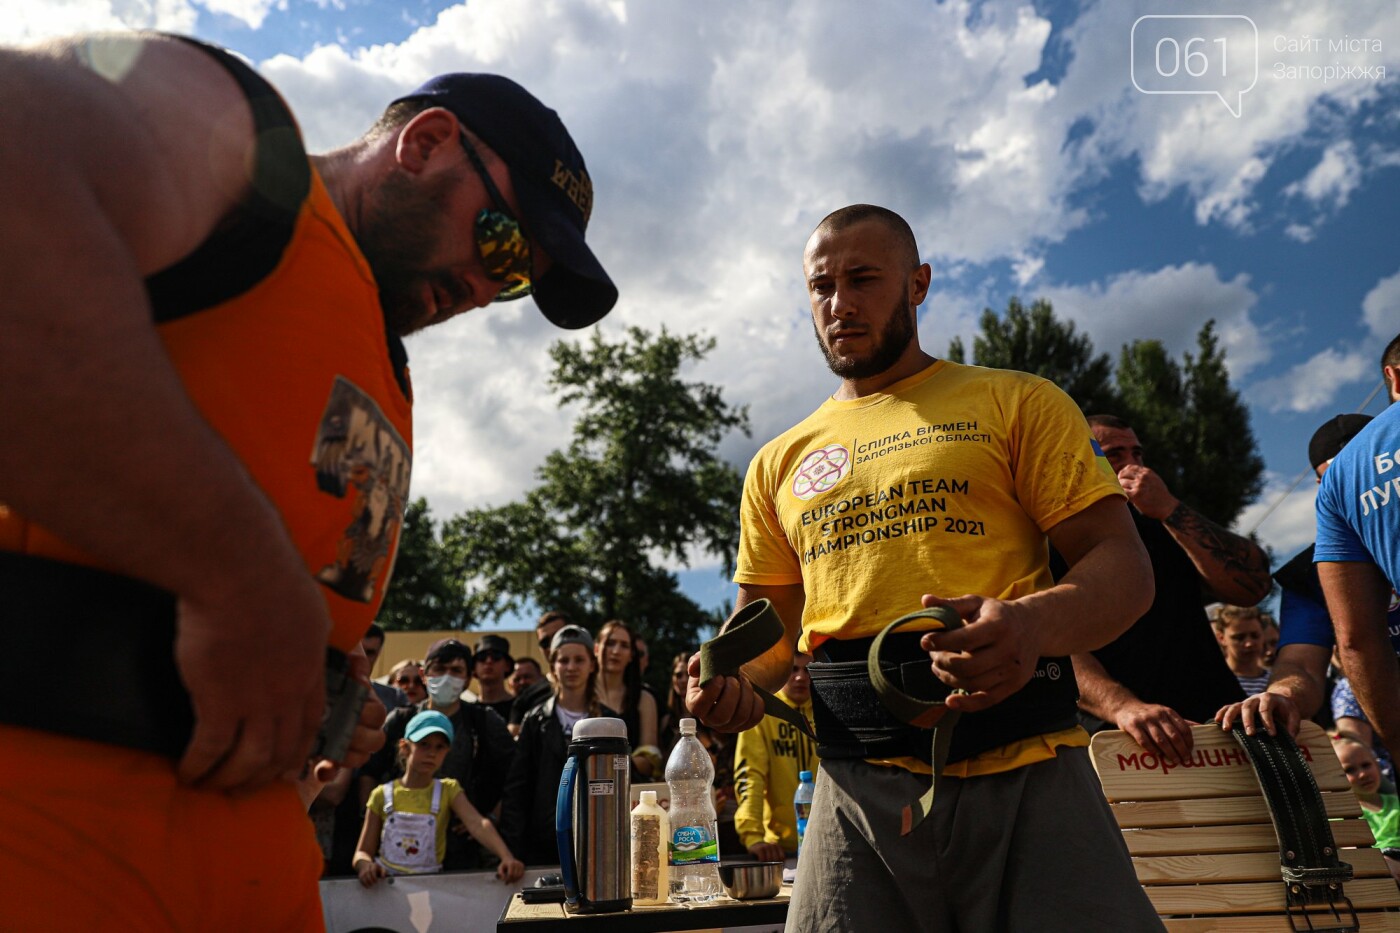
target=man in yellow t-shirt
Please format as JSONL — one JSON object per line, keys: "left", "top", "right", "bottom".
{"left": 687, "top": 205, "right": 1162, "bottom": 931}
{"left": 733, "top": 653, "right": 818, "bottom": 860}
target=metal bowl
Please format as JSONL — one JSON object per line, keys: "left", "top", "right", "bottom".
{"left": 718, "top": 860, "right": 784, "bottom": 900}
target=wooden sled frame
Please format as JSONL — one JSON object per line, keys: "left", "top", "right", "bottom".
{"left": 1090, "top": 722, "right": 1400, "bottom": 931}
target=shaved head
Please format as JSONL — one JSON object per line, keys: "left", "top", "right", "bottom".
{"left": 811, "top": 204, "right": 919, "bottom": 271}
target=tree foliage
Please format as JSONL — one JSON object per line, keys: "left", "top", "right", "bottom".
{"left": 950, "top": 301, "right": 1263, "bottom": 525}
{"left": 442, "top": 327, "right": 750, "bottom": 673}
{"left": 377, "top": 497, "right": 470, "bottom": 630}
{"left": 947, "top": 297, "right": 1120, "bottom": 413}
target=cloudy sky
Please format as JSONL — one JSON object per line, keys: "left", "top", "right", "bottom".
{"left": 14, "top": 0, "right": 1399, "bottom": 621}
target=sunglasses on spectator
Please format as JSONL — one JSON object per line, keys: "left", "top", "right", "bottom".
{"left": 396, "top": 675, "right": 424, "bottom": 687}
{"left": 476, "top": 650, "right": 507, "bottom": 662}
{"left": 460, "top": 132, "right": 532, "bottom": 301}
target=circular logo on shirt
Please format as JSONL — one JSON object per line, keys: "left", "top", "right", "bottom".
{"left": 792, "top": 444, "right": 851, "bottom": 500}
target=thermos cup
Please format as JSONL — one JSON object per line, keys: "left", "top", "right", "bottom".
{"left": 555, "top": 717, "right": 632, "bottom": 913}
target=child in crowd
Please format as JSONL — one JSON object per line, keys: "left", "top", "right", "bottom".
{"left": 1332, "top": 733, "right": 1400, "bottom": 883}
{"left": 353, "top": 710, "right": 524, "bottom": 887}
{"left": 1212, "top": 605, "right": 1271, "bottom": 696}
{"left": 1260, "top": 614, "right": 1280, "bottom": 667}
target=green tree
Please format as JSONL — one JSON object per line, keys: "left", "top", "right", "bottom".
{"left": 377, "top": 497, "right": 471, "bottom": 630}
{"left": 946, "top": 297, "right": 1120, "bottom": 414}
{"left": 950, "top": 301, "right": 1263, "bottom": 526}
{"left": 443, "top": 326, "right": 750, "bottom": 680}
{"left": 1115, "top": 322, "right": 1263, "bottom": 524}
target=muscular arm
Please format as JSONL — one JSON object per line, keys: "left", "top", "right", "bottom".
{"left": 686, "top": 582, "right": 804, "bottom": 733}
{"left": 1215, "top": 641, "right": 1333, "bottom": 738}
{"left": 923, "top": 497, "right": 1153, "bottom": 711}
{"left": 0, "top": 35, "right": 330, "bottom": 792}
{"left": 1116, "top": 464, "right": 1269, "bottom": 606}
{"left": 1321, "top": 560, "right": 1400, "bottom": 750}
{"left": 1161, "top": 502, "right": 1272, "bottom": 606}
{"left": 1073, "top": 650, "right": 1193, "bottom": 764}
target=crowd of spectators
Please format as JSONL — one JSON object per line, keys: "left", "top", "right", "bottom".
{"left": 319, "top": 611, "right": 741, "bottom": 876}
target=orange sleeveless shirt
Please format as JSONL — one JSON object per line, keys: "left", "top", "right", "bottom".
{"left": 0, "top": 169, "right": 412, "bottom": 654}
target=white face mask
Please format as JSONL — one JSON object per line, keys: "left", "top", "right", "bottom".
{"left": 426, "top": 674, "right": 467, "bottom": 707}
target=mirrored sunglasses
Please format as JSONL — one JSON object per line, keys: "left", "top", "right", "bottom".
{"left": 461, "top": 132, "right": 532, "bottom": 302}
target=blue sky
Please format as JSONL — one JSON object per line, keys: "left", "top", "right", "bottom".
{"left": 14, "top": 0, "right": 1399, "bottom": 627}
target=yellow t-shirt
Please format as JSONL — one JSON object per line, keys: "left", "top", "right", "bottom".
{"left": 368, "top": 777, "right": 462, "bottom": 868}
{"left": 734, "top": 360, "right": 1123, "bottom": 773}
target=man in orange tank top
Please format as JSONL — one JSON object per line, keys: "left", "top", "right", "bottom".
{"left": 0, "top": 31, "right": 615, "bottom": 931}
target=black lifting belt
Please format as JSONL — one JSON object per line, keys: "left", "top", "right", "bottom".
{"left": 1230, "top": 724, "right": 1358, "bottom": 933}
{"left": 697, "top": 599, "right": 964, "bottom": 837}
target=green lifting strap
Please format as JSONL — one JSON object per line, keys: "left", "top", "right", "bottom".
{"left": 867, "top": 607, "right": 965, "bottom": 836}
{"left": 697, "top": 600, "right": 964, "bottom": 836}
{"left": 696, "top": 598, "right": 816, "bottom": 739}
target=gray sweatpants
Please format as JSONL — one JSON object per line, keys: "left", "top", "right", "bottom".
{"left": 785, "top": 750, "right": 1163, "bottom": 933}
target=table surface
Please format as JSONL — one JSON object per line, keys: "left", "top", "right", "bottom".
{"left": 497, "top": 886, "right": 791, "bottom": 932}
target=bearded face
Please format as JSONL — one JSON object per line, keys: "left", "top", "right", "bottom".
{"left": 357, "top": 166, "right": 470, "bottom": 337}
{"left": 814, "top": 293, "right": 917, "bottom": 380}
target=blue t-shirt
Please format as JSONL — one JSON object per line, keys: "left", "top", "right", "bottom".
{"left": 1277, "top": 585, "right": 1400, "bottom": 654}
{"left": 1316, "top": 403, "right": 1400, "bottom": 584}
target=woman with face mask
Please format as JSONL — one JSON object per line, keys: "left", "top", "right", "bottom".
{"left": 358, "top": 638, "right": 516, "bottom": 871}
{"left": 500, "top": 625, "right": 618, "bottom": 866}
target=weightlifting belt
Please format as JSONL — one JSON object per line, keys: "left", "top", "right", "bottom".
{"left": 0, "top": 551, "right": 363, "bottom": 763}
{"left": 1230, "top": 724, "right": 1358, "bottom": 931}
{"left": 698, "top": 601, "right": 1078, "bottom": 834}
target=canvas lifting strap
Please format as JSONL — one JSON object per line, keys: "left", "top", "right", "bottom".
{"left": 697, "top": 600, "right": 963, "bottom": 837}
{"left": 867, "top": 607, "right": 964, "bottom": 836}
{"left": 696, "top": 598, "right": 817, "bottom": 740}
{"left": 1230, "top": 724, "right": 1358, "bottom": 933}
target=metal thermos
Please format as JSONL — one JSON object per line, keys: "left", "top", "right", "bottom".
{"left": 555, "top": 717, "right": 632, "bottom": 913}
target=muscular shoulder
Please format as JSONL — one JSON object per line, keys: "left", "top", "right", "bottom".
{"left": 1, "top": 33, "right": 263, "bottom": 274}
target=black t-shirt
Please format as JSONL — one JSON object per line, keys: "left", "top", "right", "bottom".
{"left": 1053, "top": 508, "right": 1244, "bottom": 724}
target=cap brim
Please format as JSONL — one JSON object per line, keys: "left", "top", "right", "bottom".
{"left": 407, "top": 726, "right": 451, "bottom": 742}
{"left": 513, "top": 173, "right": 618, "bottom": 329}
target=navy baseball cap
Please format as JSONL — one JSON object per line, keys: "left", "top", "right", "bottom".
{"left": 391, "top": 74, "right": 617, "bottom": 329}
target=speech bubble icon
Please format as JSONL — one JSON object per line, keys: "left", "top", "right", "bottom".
{"left": 1131, "top": 15, "right": 1258, "bottom": 118}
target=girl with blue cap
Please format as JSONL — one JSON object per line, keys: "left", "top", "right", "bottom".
{"left": 353, "top": 709, "right": 524, "bottom": 885}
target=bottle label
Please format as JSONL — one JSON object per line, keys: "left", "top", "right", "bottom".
{"left": 669, "top": 825, "right": 719, "bottom": 864}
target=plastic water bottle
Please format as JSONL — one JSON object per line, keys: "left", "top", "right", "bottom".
{"left": 665, "top": 718, "right": 722, "bottom": 903}
{"left": 793, "top": 770, "right": 815, "bottom": 856}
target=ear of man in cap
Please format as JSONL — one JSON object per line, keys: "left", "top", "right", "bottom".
{"left": 390, "top": 74, "right": 617, "bottom": 330}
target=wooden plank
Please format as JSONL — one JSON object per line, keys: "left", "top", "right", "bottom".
{"left": 1163, "top": 912, "right": 1400, "bottom": 932}
{"left": 1123, "top": 818, "right": 1376, "bottom": 856}
{"left": 1111, "top": 791, "right": 1362, "bottom": 828}
{"left": 1092, "top": 723, "right": 1349, "bottom": 802}
{"left": 1145, "top": 877, "right": 1400, "bottom": 914}
{"left": 1135, "top": 847, "right": 1394, "bottom": 884}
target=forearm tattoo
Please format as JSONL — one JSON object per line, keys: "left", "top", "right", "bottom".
{"left": 1164, "top": 502, "right": 1271, "bottom": 600}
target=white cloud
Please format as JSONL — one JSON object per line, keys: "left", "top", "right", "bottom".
{"left": 1362, "top": 268, "right": 1400, "bottom": 341}
{"left": 2, "top": 0, "right": 196, "bottom": 43}
{"left": 1283, "top": 223, "right": 1315, "bottom": 243}
{"left": 1250, "top": 347, "right": 1374, "bottom": 413}
{"left": 6, "top": 0, "right": 1397, "bottom": 524}
{"left": 193, "top": 0, "right": 282, "bottom": 30}
{"left": 1038, "top": 263, "right": 1264, "bottom": 376}
{"left": 1284, "top": 140, "right": 1362, "bottom": 210}
{"left": 1237, "top": 471, "right": 1319, "bottom": 559}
